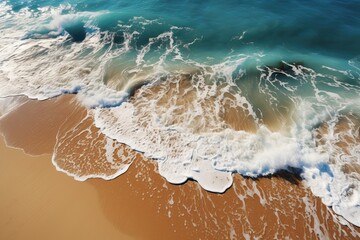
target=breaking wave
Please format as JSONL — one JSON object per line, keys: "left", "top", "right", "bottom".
{"left": 0, "top": 1, "right": 360, "bottom": 227}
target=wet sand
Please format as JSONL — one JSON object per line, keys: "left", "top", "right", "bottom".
{"left": 0, "top": 95, "right": 359, "bottom": 239}
{"left": 0, "top": 134, "right": 133, "bottom": 240}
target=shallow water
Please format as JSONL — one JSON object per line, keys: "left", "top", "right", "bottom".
{"left": 0, "top": 0, "right": 359, "bottom": 227}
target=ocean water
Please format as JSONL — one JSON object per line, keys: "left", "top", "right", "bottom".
{"left": 0, "top": 0, "right": 360, "bottom": 227}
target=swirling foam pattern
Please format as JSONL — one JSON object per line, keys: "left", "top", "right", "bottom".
{"left": 0, "top": 0, "right": 359, "bottom": 226}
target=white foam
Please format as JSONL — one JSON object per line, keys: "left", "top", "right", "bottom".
{"left": 0, "top": 3, "right": 129, "bottom": 107}
{"left": 1, "top": 1, "right": 360, "bottom": 227}
{"left": 91, "top": 58, "right": 360, "bottom": 227}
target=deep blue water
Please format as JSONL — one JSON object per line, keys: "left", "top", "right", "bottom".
{"left": 6, "top": 0, "right": 360, "bottom": 59}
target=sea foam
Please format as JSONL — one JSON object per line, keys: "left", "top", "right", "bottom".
{"left": 0, "top": 1, "right": 360, "bottom": 227}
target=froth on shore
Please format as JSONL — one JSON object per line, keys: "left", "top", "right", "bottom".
{"left": 0, "top": 94, "right": 359, "bottom": 239}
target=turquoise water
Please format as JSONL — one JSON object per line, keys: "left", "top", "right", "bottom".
{"left": 7, "top": 0, "right": 360, "bottom": 59}
{"left": 1, "top": 0, "right": 360, "bottom": 228}
{"left": 3, "top": 0, "right": 359, "bottom": 81}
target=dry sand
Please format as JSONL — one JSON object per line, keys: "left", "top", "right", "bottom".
{"left": 0, "top": 95, "right": 359, "bottom": 240}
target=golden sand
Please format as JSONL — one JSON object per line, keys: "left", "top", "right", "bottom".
{"left": 0, "top": 135, "right": 134, "bottom": 240}
{"left": 0, "top": 95, "right": 77, "bottom": 155}
{"left": 0, "top": 95, "right": 359, "bottom": 239}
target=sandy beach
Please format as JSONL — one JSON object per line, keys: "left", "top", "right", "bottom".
{"left": 0, "top": 131, "right": 133, "bottom": 240}
{"left": 0, "top": 95, "right": 359, "bottom": 240}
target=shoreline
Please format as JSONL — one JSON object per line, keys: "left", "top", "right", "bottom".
{"left": 0, "top": 133, "right": 134, "bottom": 240}
{"left": 0, "top": 94, "right": 359, "bottom": 239}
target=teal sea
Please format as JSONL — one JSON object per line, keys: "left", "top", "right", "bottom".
{"left": 0, "top": 0, "right": 359, "bottom": 228}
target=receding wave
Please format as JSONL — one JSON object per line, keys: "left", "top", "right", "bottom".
{"left": 1, "top": 1, "right": 360, "bottom": 227}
